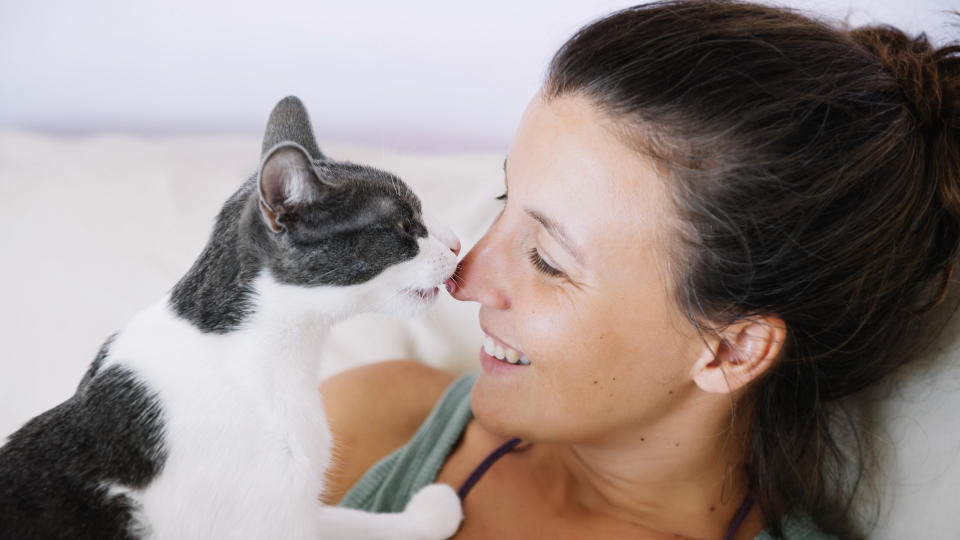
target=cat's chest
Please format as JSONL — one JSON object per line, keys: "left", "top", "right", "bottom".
{"left": 106, "top": 299, "right": 333, "bottom": 538}
{"left": 108, "top": 299, "right": 327, "bottom": 435}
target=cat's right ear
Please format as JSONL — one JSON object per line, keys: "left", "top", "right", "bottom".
{"left": 257, "top": 143, "right": 326, "bottom": 233}
{"left": 261, "top": 96, "right": 325, "bottom": 161}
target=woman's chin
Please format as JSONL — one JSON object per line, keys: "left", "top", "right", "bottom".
{"left": 469, "top": 379, "right": 530, "bottom": 439}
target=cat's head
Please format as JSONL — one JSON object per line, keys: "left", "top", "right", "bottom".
{"left": 244, "top": 96, "right": 458, "bottom": 319}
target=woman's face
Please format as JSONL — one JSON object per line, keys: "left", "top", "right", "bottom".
{"left": 453, "top": 93, "right": 708, "bottom": 444}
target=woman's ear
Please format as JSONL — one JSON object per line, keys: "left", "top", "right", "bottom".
{"left": 690, "top": 316, "right": 786, "bottom": 394}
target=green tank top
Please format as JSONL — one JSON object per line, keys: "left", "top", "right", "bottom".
{"left": 338, "top": 373, "right": 836, "bottom": 539}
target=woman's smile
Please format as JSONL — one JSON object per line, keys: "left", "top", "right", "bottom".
{"left": 480, "top": 326, "right": 529, "bottom": 366}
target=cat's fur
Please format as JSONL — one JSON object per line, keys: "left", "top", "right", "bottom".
{"left": 0, "top": 96, "right": 463, "bottom": 539}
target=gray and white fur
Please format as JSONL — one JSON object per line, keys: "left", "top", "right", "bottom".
{"left": 0, "top": 96, "right": 463, "bottom": 540}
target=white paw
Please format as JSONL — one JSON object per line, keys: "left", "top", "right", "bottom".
{"left": 402, "top": 483, "right": 464, "bottom": 539}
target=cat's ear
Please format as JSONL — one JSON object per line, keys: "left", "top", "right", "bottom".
{"left": 261, "top": 96, "right": 325, "bottom": 161}
{"left": 257, "top": 143, "right": 327, "bottom": 233}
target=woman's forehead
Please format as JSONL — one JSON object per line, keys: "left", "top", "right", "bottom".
{"left": 508, "top": 94, "right": 672, "bottom": 261}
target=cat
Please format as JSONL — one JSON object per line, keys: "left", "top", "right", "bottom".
{"left": 0, "top": 96, "right": 464, "bottom": 539}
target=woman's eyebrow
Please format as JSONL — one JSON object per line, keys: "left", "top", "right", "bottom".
{"left": 504, "top": 157, "right": 584, "bottom": 264}
{"left": 525, "top": 208, "right": 584, "bottom": 264}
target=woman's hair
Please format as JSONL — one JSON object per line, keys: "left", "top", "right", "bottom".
{"left": 545, "top": 1, "right": 960, "bottom": 537}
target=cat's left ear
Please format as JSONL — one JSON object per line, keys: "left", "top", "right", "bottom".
{"left": 257, "top": 142, "right": 327, "bottom": 233}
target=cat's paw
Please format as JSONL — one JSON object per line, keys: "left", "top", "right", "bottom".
{"left": 402, "top": 483, "right": 463, "bottom": 539}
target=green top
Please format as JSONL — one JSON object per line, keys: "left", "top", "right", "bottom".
{"left": 339, "top": 373, "right": 836, "bottom": 539}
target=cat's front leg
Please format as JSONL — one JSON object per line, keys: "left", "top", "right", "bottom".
{"left": 399, "top": 483, "right": 464, "bottom": 540}
{"left": 317, "top": 483, "right": 462, "bottom": 540}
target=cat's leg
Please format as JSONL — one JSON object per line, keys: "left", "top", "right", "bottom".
{"left": 318, "top": 483, "right": 463, "bottom": 540}
{"left": 399, "top": 483, "right": 464, "bottom": 539}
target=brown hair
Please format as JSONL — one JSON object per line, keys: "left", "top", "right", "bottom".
{"left": 545, "top": 1, "right": 960, "bottom": 537}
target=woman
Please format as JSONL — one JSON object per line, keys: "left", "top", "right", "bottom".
{"left": 321, "top": 1, "right": 960, "bottom": 538}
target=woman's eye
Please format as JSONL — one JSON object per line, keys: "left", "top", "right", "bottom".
{"left": 528, "top": 247, "right": 564, "bottom": 278}
{"left": 496, "top": 192, "right": 507, "bottom": 202}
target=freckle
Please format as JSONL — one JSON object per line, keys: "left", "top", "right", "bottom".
{"left": 609, "top": 393, "right": 614, "bottom": 397}
{"left": 593, "top": 380, "right": 598, "bottom": 384}
{"left": 641, "top": 437, "right": 645, "bottom": 441}
{"left": 675, "top": 442, "right": 680, "bottom": 447}
{"left": 668, "top": 390, "right": 673, "bottom": 395}
{"left": 710, "top": 506, "right": 716, "bottom": 512}
{"left": 612, "top": 377, "right": 616, "bottom": 381}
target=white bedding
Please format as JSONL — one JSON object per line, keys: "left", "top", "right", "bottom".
{"left": 0, "top": 129, "right": 957, "bottom": 537}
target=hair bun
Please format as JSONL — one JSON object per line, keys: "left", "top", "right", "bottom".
{"left": 850, "top": 25, "right": 958, "bottom": 132}
{"left": 852, "top": 25, "right": 960, "bottom": 307}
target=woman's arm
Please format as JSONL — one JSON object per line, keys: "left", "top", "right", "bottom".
{"left": 319, "top": 360, "right": 457, "bottom": 504}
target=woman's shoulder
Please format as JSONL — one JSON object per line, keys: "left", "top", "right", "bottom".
{"left": 320, "top": 360, "right": 458, "bottom": 504}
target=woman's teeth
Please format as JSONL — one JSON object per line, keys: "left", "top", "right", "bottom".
{"left": 483, "top": 334, "right": 530, "bottom": 365}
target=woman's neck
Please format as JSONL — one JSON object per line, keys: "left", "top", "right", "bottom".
{"left": 529, "top": 394, "right": 766, "bottom": 539}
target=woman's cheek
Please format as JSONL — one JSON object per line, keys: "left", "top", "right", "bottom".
{"left": 520, "top": 286, "right": 570, "bottom": 352}
{"left": 523, "top": 297, "right": 601, "bottom": 374}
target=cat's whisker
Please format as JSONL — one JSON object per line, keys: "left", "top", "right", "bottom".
{"left": 354, "top": 287, "right": 408, "bottom": 314}
{"left": 307, "top": 267, "right": 346, "bottom": 283}
{"left": 450, "top": 270, "right": 466, "bottom": 288}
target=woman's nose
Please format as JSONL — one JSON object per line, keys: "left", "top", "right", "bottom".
{"left": 449, "top": 224, "right": 511, "bottom": 310}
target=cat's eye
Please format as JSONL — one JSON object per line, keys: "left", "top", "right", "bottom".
{"left": 397, "top": 220, "right": 418, "bottom": 235}
{"left": 394, "top": 219, "right": 424, "bottom": 237}
{"left": 528, "top": 247, "right": 564, "bottom": 278}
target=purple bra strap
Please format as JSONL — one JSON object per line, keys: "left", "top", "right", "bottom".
{"left": 457, "top": 437, "right": 522, "bottom": 501}
{"left": 722, "top": 493, "right": 755, "bottom": 540}
{"left": 457, "top": 436, "right": 755, "bottom": 540}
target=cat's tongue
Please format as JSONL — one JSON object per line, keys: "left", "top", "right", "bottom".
{"left": 443, "top": 278, "right": 457, "bottom": 295}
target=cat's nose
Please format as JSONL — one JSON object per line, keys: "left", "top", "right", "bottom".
{"left": 424, "top": 215, "right": 460, "bottom": 256}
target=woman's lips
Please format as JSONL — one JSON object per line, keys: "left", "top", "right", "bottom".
{"left": 480, "top": 346, "right": 528, "bottom": 374}
{"left": 480, "top": 327, "right": 530, "bottom": 366}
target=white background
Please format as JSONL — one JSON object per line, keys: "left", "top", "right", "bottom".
{"left": 0, "top": 0, "right": 957, "bottom": 151}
